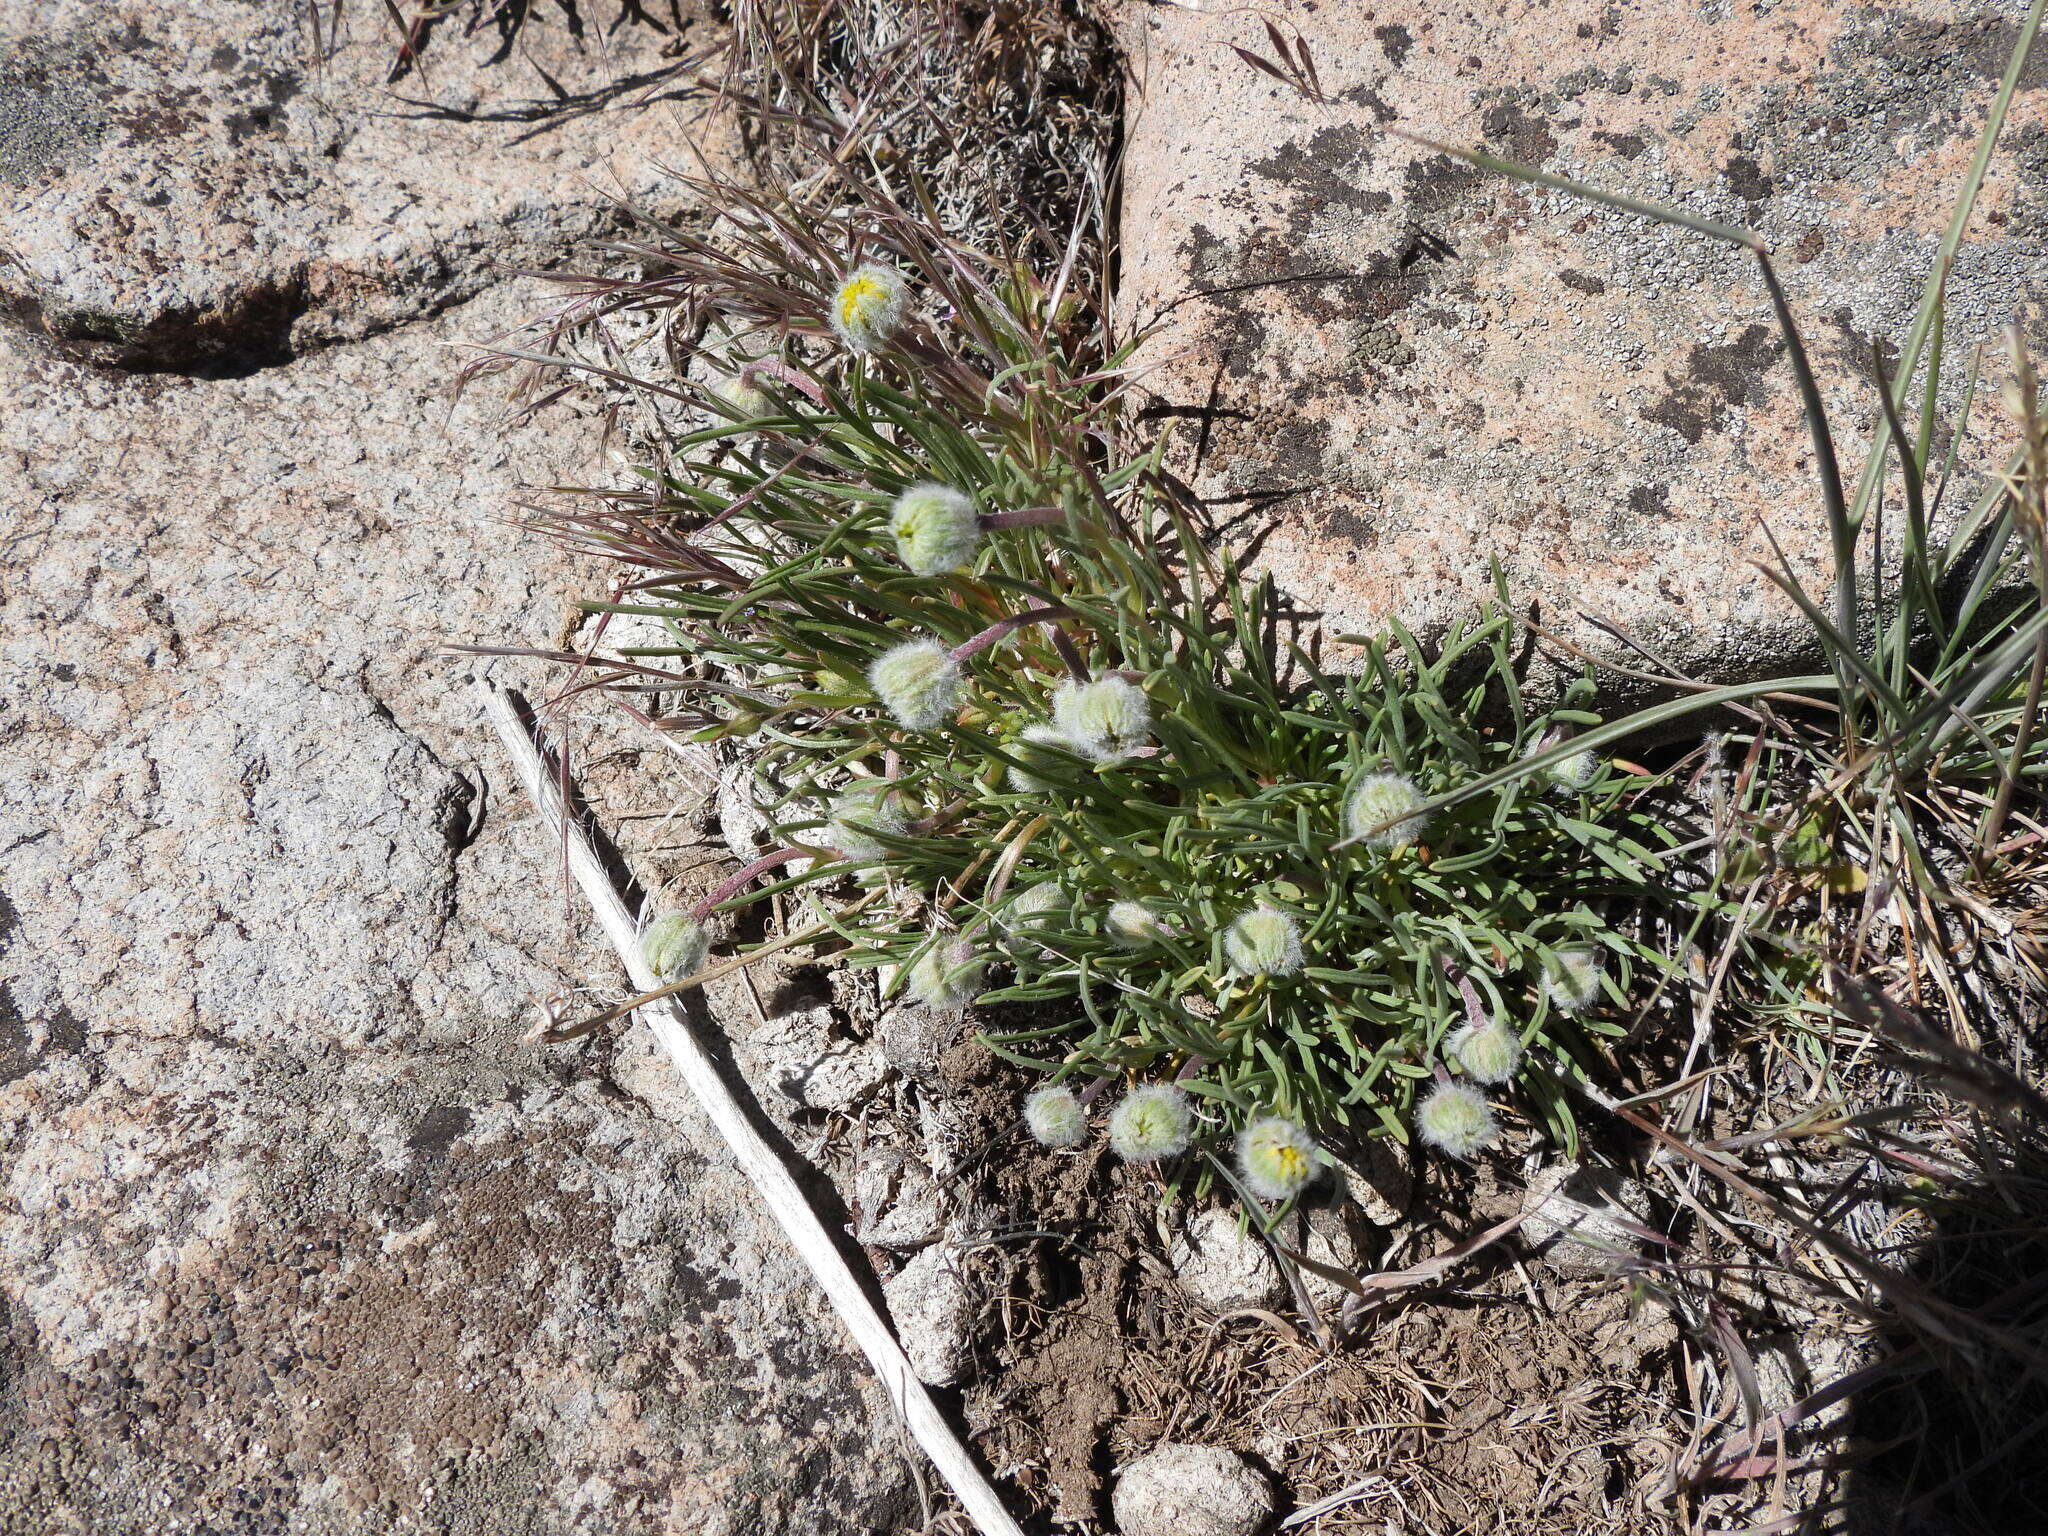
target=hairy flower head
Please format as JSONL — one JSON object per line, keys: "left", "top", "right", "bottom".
{"left": 1023, "top": 1086, "right": 1088, "bottom": 1149}
{"left": 826, "top": 780, "right": 907, "bottom": 862}
{"left": 1107, "top": 1084, "right": 1192, "bottom": 1164}
{"left": 1050, "top": 676, "right": 1151, "bottom": 761}
{"left": 1544, "top": 945, "right": 1605, "bottom": 1015}
{"left": 1106, "top": 900, "right": 1165, "bottom": 949}
{"left": 906, "top": 942, "right": 985, "bottom": 1011}
{"left": 1416, "top": 1082, "right": 1499, "bottom": 1160}
{"left": 889, "top": 483, "right": 983, "bottom": 576}
{"left": 1005, "top": 723, "right": 1078, "bottom": 792}
{"left": 868, "top": 638, "right": 962, "bottom": 731}
{"left": 1344, "top": 771, "right": 1431, "bottom": 852}
{"left": 1002, "top": 880, "right": 1067, "bottom": 937}
{"left": 1448, "top": 1020, "right": 1522, "bottom": 1086}
{"left": 1547, "top": 748, "right": 1601, "bottom": 792}
{"left": 829, "top": 262, "right": 909, "bottom": 353}
{"left": 1236, "top": 1117, "right": 1320, "bottom": 1201}
{"left": 712, "top": 373, "right": 769, "bottom": 421}
{"left": 640, "top": 913, "right": 709, "bottom": 981}
{"left": 1223, "top": 905, "right": 1304, "bottom": 979}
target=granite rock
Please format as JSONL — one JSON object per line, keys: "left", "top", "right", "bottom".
{"left": 1112, "top": 0, "right": 2046, "bottom": 682}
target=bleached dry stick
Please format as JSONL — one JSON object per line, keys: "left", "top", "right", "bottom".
{"left": 477, "top": 682, "right": 1025, "bottom": 1536}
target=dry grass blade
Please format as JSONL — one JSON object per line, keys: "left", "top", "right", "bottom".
{"left": 477, "top": 680, "right": 1027, "bottom": 1536}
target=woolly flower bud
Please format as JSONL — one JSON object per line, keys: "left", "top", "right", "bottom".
{"left": 1344, "top": 771, "right": 1430, "bottom": 852}
{"left": 1223, "top": 905, "right": 1304, "bottom": 979}
{"left": 1523, "top": 737, "right": 1597, "bottom": 798}
{"left": 1051, "top": 676, "right": 1151, "bottom": 761}
{"left": 1107, "top": 1084, "right": 1192, "bottom": 1164}
{"left": 1236, "top": 1117, "right": 1320, "bottom": 1201}
{"left": 1003, "top": 880, "right": 1066, "bottom": 936}
{"left": 889, "top": 483, "right": 983, "bottom": 577}
{"left": 640, "top": 913, "right": 709, "bottom": 981}
{"left": 868, "top": 638, "right": 962, "bottom": 731}
{"left": 1005, "top": 723, "right": 1077, "bottom": 792}
{"left": 1106, "top": 900, "right": 1165, "bottom": 949}
{"left": 826, "top": 780, "right": 906, "bottom": 862}
{"left": 906, "top": 943, "right": 984, "bottom": 1011}
{"left": 829, "top": 262, "right": 909, "bottom": 353}
{"left": 712, "top": 373, "right": 769, "bottom": 420}
{"left": 1448, "top": 1020, "right": 1522, "bottom": 1086}
{"left": 1416, "top": 1082, "right": 1499, "bottom": 1160}
{"left": 1544, "top": 945, "right": 1605, "bottom": 1015}
{"left": 1023, "top": 1085, "right": 1088, "bottom": 1149}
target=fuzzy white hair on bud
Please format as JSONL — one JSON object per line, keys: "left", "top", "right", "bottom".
{"left": 1107, "top": 1084, "right": 1192, "bottom": 1163}
{"left": 829, "top": 262, "right": 909, "bottom": 353}
{"left": 1416, "top": 1082, "right": 1499, "bottom": 1159}
{"left": 1344, "top": 771, "right": 1431, "bottom": 852}
{"left": 1105, "top": 900, "right": 1165, "bottom": 949}
{"left": 868, "top": 637, "right": 962, "bottom": 731}
{"left": 1447, "top": 1020, "right": 1522, "bottom": 1086}
{"left": 889, "top": 483, "right": 983, "bottom": 576}
{"left": 1223, "top": 905, "right": 1304, "bottom": 979}
{"left": 1051, "top": 675, "right": 1151, "bottom": 761}
{"left": 905, "top": 942, "right": 985, "bottom": 1012}
{"left": 1544, "top": 945, "right": 1605, "bottom": 1015}
{"left": 640, "top": 914, "right": 709, "bottom": 981}
{"left": 1005, "top": 723, "right": 1079, "bottom": 792}
{"left": 1023, "top": 1086, "right": 1088, "bottom": 1148}
{"left": 826, "top": 780, "right": 908, "bottom": 862}
{"left": 1236, "top": 1117, "right": 1320, "bottom": 1201}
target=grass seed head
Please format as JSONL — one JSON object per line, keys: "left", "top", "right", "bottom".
{"left": 1345, "top": 770, "right": 1431, "bottom": 851}
{"left": 1448, "top": 1019, "right": 1523, "bottom": 1085}
{"left": 829, "top": 261, "right": 909, "bottom": 353}
{"left": 1051, "top": 675, "right": 1151, "bottom": 761}
{"left": 1544, "top": 944, "right": 1605, "bottom": 1015}
{"left": 1023, "top": 1085, "right": 1088, "bottom": 1148}
{"left": 1417, "top": 1082, "right": 1499, "bottom": 1159}
{"left": 1106, "top": 900, "right": 1165, "bottom": 948}
{"left": 889, "top": 482, "right": 984, "bottom": 576}
{"left": 906, "top": 942, "right": 985, "bottom": 1011}
{"left": 1236, "top": 1116, "right": 1320, "bottom": 1201}
{"left": 827, "top": 780, "right": 908, "bottom": 861}
{"left": 1223, "top": 904, "right": 1304, "bottom": 979}
{"left": 640, "top": 913, "right": 709, "bottom": 981}
{"left": 869, "top": 637, "right": 963, "bottom": 731}
{"left": 1107, "top": 1083, "right": 1193, "bottom": 1163}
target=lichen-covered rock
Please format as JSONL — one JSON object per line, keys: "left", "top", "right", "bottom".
{"left": 883, "top": 1245, "right": 977, "bottom": 1387}
{"left": 0, "top": 0, "right": 735, "bottom": 372}
{"left": 1522, "top": 1161, "right": 1652, "bottom": 1276}
{"left": 1112, "top": 0, "right": 2045, "bottom": 681}
{"left": 1112, "top": 1443, "right": 1276, "bottom": 1536}
{"left": 1171, "top": 1208, "right": 1285, "bottom": 1312}
{"left": 0, "top": 277, "right": 908, "bottom": 1532}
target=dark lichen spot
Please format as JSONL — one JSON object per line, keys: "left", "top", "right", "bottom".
{"left": 1375, "top": 24, "right": 1414, "bottom": 66}
{"left": 1723, "top": 155, "right": 1774, "bottom": 203}
{"left": 1593, "top": 129, "right": 1646, "bottom": 159}
{"left": 1640, "top": 324, "right": 1783, "bottom": 445}
{"left": 1627, "top": 484, "right": 1671, "bottom": 519}
{"left": 1403, "top": 153, "right": 1485, "bottom": 217}
{"left": 407, "top": 1104, "right": 474, "bottom": 1162}
{"left": 1559, "top": 269, "right": 1606, "bottom": 295}
{"left": 1480, "top": 101, "right": 1556, "bottom": 165}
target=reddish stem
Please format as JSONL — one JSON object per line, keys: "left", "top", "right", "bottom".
{"left": 690, "top": 846, "right": 808, "bottom": 920}
{"left": 979, "top": 506, "right": 1067, "bottom": 530}
{"left": 949, "top": 605, "right": 1076, "bottom": 663}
